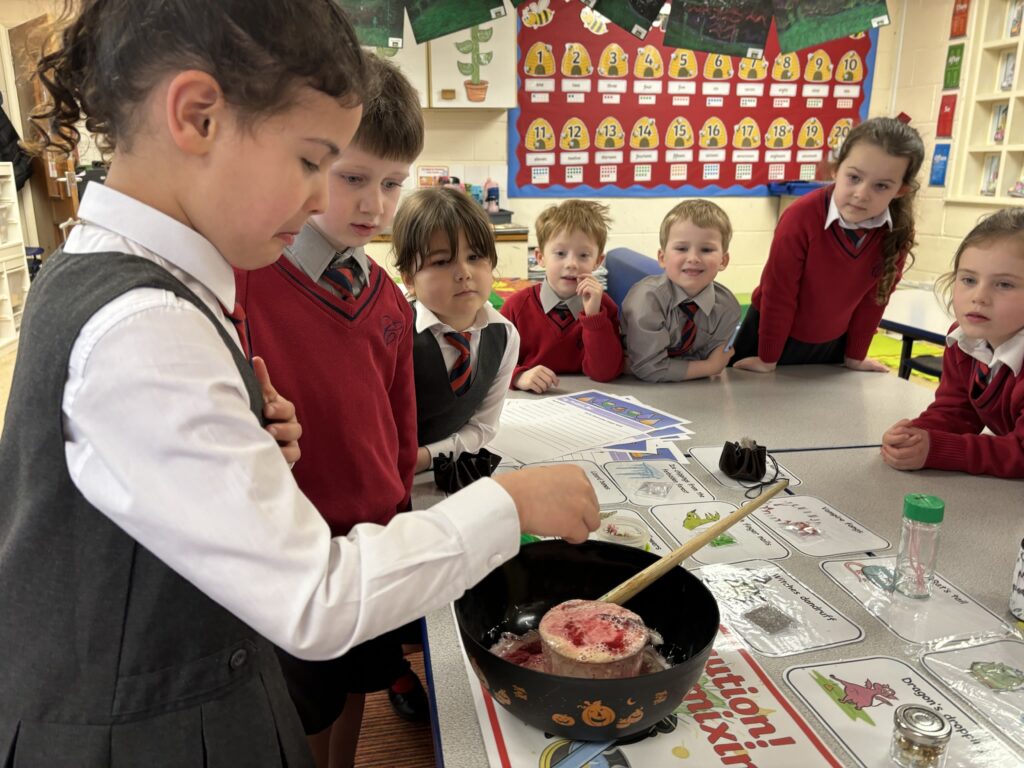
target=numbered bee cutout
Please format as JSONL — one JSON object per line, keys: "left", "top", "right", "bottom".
{"left": 797, "top": 117, "right": 825, "bottom": 148}
{"left": 665, "top": 117, "right": 695, "bottom": 148}
{"left": 738, "top": 56, "right": 768, "bottom": 80}
{"left": 598, "top": 43, "right": 628, "bottom": 77}
{"left": 827, "top": 118, "right": 854, "bottom": 150}
{"left": 836, "top": 51, "right": 864, "bottom": 83}
{"left": 562, "top": 42, "right": 593, "bottom": 77}
{"left": 703, "top": 53, "right": 734, "bottom": 80}
{"left": 524, "top": 43, "right": 555, "bottom": 77}
{"left": 595, "top": 117, "right": 626, "bottom": 149}
{"left": 699, "top": 117, "right": 727, "bottom": 148}
{"left": 630, "top": 117, "right": 659, "bottom": 149}
{"left": 580, "top": 6, "right": 608, "bottom": 35}
{"left": 804, "top": 50, "right": 833, "bottom": 82}
{"left": 560, "top": 118, "right": 591, "bottom": 151}
{"left": 525, "top": 118, "right": 556, "bottom": 152}
{"left": 634, "top": 46, "right": 664, "bottom": 79}
{"left": 771, "top": 52, "right": 799, "bottom": 81}
{"left": 765, "top": 118, "right": 794, "bottom": 148}
{"left": 668, "top": 49, "right": 697, "bottom": 79}
{"left": 732, "top": 117, "right": 762, "bottom": 149}
{"left": 521, "top": 0, "right": 554, "bottom": 29}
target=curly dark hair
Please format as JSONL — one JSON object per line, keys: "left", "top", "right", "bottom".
{"left": 834, "top": 117, "right": 925, "bottom": 305}
{"left": 28, "top": 0, "right": 367, "bottom": 155}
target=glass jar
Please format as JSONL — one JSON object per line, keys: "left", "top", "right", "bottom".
{"left": 893, "top": 494, "right": 945, "bottom": 599}
{"left": 890, "top": 704, "right": 951, "bottom": 768}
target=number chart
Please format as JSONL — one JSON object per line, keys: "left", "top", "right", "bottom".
{"left": 509, "top": 5, "right": 877, "bottom": 197}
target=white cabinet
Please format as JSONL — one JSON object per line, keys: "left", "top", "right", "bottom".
{"left": 427, "top": 11, "right": 517, "bottom": 109}
{"left": 0, "top": 161, "right": 26, "bottom": 347}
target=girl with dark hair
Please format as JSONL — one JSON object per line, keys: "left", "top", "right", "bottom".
{"left": 0, "top": 2, "right": 598, "bottom": 764}
{"left": 882, "top": 208, "right": 1024, "bottom": 478}
{"left": 732, "top": 116, "right": 925, "bottom": 372}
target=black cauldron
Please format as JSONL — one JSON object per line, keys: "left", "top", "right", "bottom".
{"left": 454, "top": 540, "right": 719, "bottom": 741}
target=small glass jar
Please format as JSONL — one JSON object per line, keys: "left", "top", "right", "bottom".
{"left": 890, "top": 704, "right": 951, "bottom": 768}
{"left": 894, "top": 494, "right": 945, "bottom": 599}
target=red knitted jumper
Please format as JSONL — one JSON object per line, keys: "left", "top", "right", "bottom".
{"left": 751, "top": 185, "right": 907, "bottom": 363}
{"left": 500, "top": 283, "right": 623, "bottom": 384}
{"left": 236, "top": 257, "right": 417, "bottom": 535}
{"left": 910, "top": 332, "right": 1024, "bottom": 478}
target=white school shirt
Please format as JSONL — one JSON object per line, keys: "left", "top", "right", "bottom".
{"left": 414, "top": 301, "right": 520, "bottom": 460}
{"left": 824, "top": 194, "right": 893, "bottom": 231}
{"left": 61, "top": 184, "right": 519, "bottom": 660}
{"left": 947, "top": 326, "right": 1024, "bottom": 376}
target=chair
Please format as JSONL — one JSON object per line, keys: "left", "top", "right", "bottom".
{"left": 605, "top": 247, "right": 662, "bottom": 307}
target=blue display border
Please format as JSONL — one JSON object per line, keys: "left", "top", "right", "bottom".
{"left": 507, "top": 26, "right": 879, "bottom": 198}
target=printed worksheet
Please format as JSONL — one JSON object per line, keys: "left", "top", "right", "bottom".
{"left": 785, "top": 656, "right": 1020, "bottom": 768}
{"left": 602, "top": 461, "right": 714, "bottom": 505}
{"left": 821, "top": 556, "right": 1009, "bottom": 644}
{"left": 652, "top": 502, "right": 791, "bottom": 564}
{"left": 527, "top": 459, "right": 626, "bottom": 505}
{"left": 753, "top": 496, "right": 889, "bottom": 557}
{"left": 592, "top": 509, "right": 673, "bottom": 556}
{"left": 688, "top": 445, "right": 802, "bottom": 490}
{"left": 694, "top": 560, "right": 863, "bottom": 657}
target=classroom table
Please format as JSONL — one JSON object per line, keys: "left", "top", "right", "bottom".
{"left": 880, "top": 288, "right": 954, "bottom": 379}
{"left": 419, "top": 367, "right": 1024, "bottom": 767}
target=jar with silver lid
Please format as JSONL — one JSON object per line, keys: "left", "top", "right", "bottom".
{"left": 890, "top": 704, "right": 951, "bottom": 768}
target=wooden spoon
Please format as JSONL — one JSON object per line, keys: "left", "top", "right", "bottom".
{"left": 598, "top": 478, "right": 789, "bottom": 605}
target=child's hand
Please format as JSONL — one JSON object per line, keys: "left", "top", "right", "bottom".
{"left": 516, "top": 366, "right": 560, "bottom": 393}
{"left": 880, "top": 419, "right": 930, "bottom": 470}
{"left": 845, "top": 356, "right": 889, "bottom": 372}
{"left": 732, "top": 356, "right": 777, "bottom": 373}
{"left": 415, "top": 447, "right": 432, "bottom": 473}
{"left": 495, "top": 465, "right": 599, "bottom": 544}
{"left": 252, "top": 357, "right": 302, "bottom": 464}
{"left": 706, "top": 343, "right": 735, "bottom": 375}
{"left": 576, "top": 274, "right": 604, "bottom": 317}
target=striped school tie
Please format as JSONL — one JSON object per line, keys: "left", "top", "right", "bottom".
{"left": 971, "top": 361, "right": 991, "bottom": 399}
{"left": 843, "top": 226, "right": 866, "bottom": 246}
{"left": 323, "top": 254, "right": 365, "bottom": 301}
{"left": 220, "top": 301, "right": 251, "bottom": 360}
{"left": 667, "top": 301, "right": 698, "bottom": 358}
{"left": 549, "top": 302, "right": 574, "bottom": 330}
{"left": 445, "top": 331, "right": 473, "bottom": 396}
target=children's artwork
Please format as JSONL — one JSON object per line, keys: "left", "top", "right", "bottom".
{"left": 570, "top": 391, "right": 689, "bottom": 430}
{"left": 937, "top": 92, "right": 957, "bottom": 137}
{"left": 999, "top": 50, "right": 1017, "bottom": 91}
{"left": 943, "top": 42, "right": 964, "bottom": 89}
{"left": 694, "top": 560, "right": 863, "bottom": 656}
{"left": 929, "top": 143, "right": 950, "bottom": 187}
{"left": 462, "top": 621, "right": 843, "bottom": 767}
{"left": 921, "top": 638, "right": 1024, "bottom": 750}
{"left": 771, "top": 0, "right": 890, "bottom": 53}
{"left": 663, "top": 0, "right": 773, "bottom": 57}
{"left": 592, "top": 508, "right": 673, "bottom": 554}
{"left": 753, "top": 495, "right": 889, "bottom": 557}
{"left": 785, "top": 656, "right": 1021, "bottom": 768}
{"left": 405, "top": 0, "right": 506, "bottom": 44}
{"left": 510, "top": 7, "right": 878, "bottom": 196}
{"left": 991, "top": 102, "right": 1008, "bottom": 143}
{"left": 602, "top": 460, "right": 713, "bottom": 505}
{"left": 592, "top": 0, "right": 663, "bottom": 41}
{"left": 527, "top": 459, "right": 627, "bottom": 505}
{"left": 687, "top": 445, "right": 802, "bottom": 490}
{"left": 950, "top": 0, "right": 970, "bottom": 38}
{"left": 336, "top": 0, "right": 405, "bottom": 47}
{"left": 820, "top": 556, "right": 1009, "bottom": 644}
{"left": 981, "top": 154, "right": 1000, "bottom": 196}
{"left": 652, "top": 501, "right": 792, "bottom": 564}
{"left": 1009, "top": 0, "right": 1024, "bottom": 37}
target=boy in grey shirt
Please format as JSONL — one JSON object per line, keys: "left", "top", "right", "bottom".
{"left": 622, "top": 200, "right": 741, "bottom": 381}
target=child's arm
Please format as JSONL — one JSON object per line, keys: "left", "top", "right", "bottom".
{"left": 580, "top": 290, "right": 625, "bottom": 383}
{"left": 500, "top": 291, "right": 552, "bottom": 391}
{"left": 252, "top": 356, "right": 301, "bottom": 464}
{"left": 392, "top": 300, "right": 418, "bottom": 501}
{"left": 621, "top": 284, "right": 690, "bottom": 382}
{"left": 678, "top": 298, "right": 740, "bottom": 381}
{"left": 749, "top": 210, "right": 811, "bottom": 364}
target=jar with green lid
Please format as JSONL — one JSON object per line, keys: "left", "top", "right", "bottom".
{"left": 894, "top": 493, "right": 945, "bottom": 599}
{"left": 889, "top": 704, "right": 951, "bottom": 767}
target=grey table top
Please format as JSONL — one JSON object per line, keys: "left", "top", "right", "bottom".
{"left": 420, "top": 368, "right": 1024, "bottom": 767}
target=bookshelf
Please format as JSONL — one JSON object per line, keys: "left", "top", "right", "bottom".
{"left": 0, "top": 162, "right": 27, "bottom": 347}
{"left": 953, "top": 0, "right": 1024, "bottom": 202}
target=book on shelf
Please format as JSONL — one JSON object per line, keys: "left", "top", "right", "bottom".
{"left": 1010, "top": 0, "right": 1024, "bottom": 37}
{"left": 980, "top": 154, "right": 1000, "bottom": 196}
{"left": 999, "top": 50, "right": 1017, "bottom": 91}
{"left": 991, "top": 102, "right": 1009, "bottom": 143}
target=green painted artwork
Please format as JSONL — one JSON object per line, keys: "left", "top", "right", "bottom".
{"left": 773, "top": 0, "right": 890, "bottom": 53}
{"left": 334, "top": 0, "right": 404, "bottom": 48}
{"left": 406, "top": 0, "right": 506, "bottom": 44}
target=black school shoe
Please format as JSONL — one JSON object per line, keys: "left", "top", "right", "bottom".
{"left": 388, "top": 673, "right": 430, "bottom": 723}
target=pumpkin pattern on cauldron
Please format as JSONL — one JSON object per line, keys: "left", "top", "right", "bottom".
{"left": 579, "top": 700, "right": 616, "bottom": 727}
{"left": 512, "top": 685, "right": 528, "bottom": 701}
{"left": 653, "top": 689, "right": 668, "bottom": 705}
{"left": 494, "top": 688, "right": 511, "bottom": 706}
{"left": 616, "top": 706, "right": 645, "bottom": 729}
{"left": 551, "top": 713, "right": 576, "bottom": 727}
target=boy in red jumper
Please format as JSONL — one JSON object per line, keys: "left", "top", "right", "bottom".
{"left": 882, "top": 208, "right": 1024, "bottom": 478}
{"left": 236, "top": 56, "right": 427, "bottom": 767}
{"left": 501, "top": 200, "right": 623, "bottom": 393}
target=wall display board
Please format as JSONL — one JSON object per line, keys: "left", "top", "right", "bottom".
{"left": 509, "top": 6, "right": 878, "bottom": 197}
